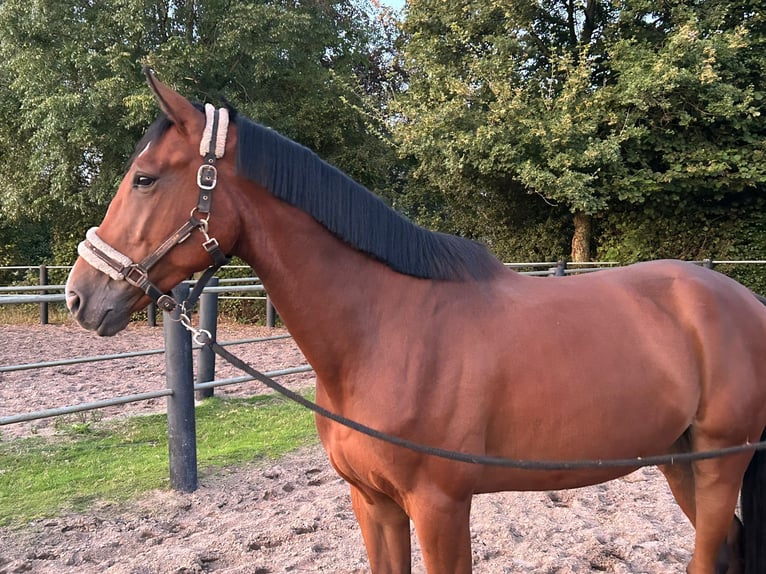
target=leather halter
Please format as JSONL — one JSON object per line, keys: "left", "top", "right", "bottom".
{"left": 77, "top": 104, "right": 231, "bottom": 312}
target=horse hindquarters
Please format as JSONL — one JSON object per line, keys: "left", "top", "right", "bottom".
{"left": 741, "top": 429, "right": 766, "bottom": 574}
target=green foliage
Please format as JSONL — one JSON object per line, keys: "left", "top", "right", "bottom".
{"left": 0, "top": 0, "right": 399, "bottom": 267}
{"left": 0, "top": 393, "right": 317, "bottom": 526}
{"left": 717, "top": 207, "right": 766, "bottom": 294}
{"left": 210, "top": 258, "right": 273, "bottom": 324}
{"left": 395, "top": 0, "right": 766, "bottom": 260}
{"left": 597, "top": 206, "right": 734, "bottom": 263}
{"left": 2, "top": 0, "right": 765, "bottom": 269}
{"left": 596, "top": 194, "right": 766, "bottom": 292}
{"left": 0, "top": 220, "right": 52, "bottom": 270}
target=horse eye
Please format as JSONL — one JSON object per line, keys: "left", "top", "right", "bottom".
{"left": 134, "top": 175, "right": 156, "bottom": 188}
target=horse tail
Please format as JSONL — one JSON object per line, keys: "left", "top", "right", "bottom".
{"left": 742, "top": 428, "right": 766, "bottom": 574}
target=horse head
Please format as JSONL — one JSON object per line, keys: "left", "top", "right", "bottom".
{"left": 66, "top": 70, "right": 241, "bottom": 335}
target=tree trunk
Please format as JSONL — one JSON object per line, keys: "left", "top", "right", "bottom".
{"left": 571, "top": 211, "right": 592, "bottom": 262}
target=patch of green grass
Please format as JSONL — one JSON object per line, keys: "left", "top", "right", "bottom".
{"left": 0, "top": 393, "right": 318, "bottom": 526}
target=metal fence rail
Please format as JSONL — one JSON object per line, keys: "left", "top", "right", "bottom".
{"left": 0, "top": 389, "right": 174, "bottom": 426}
{"left": 0, "top": 273, "right": 274, "bottom": 326}
{"left": 0, "top": 332, "right": 308, "bottom": 426}
{"left": 0, "top": 333, "right": 292, "bottom": 374}
{"left": 0, "top": 281, "right": 313, "bottom": 490}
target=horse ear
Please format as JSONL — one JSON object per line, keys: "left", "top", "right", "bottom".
{"left": 144, "top": 68, "right": 201, "bottom": 135}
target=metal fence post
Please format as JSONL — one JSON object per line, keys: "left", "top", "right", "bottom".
{"left": 703, "top": 258, "right": 714, "bottom": 269}
{"left": 147, "top": 302, "right": 157, "bottom": 327}
{"left": 196, "top": 277, "right": 219, "bottom": 400}
{"left": 554, "top": 260, "right": 567, "bottom": 277}
{"left": 39, "top": 265, "right": 48, "bottom": 325}
{"left": 266, "top": 295, "right": 276, "bottom": 328}
{"left": 163, "top": 283, "right": 198, "bottom": 492}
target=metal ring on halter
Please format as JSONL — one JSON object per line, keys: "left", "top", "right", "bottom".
{"left": 187, "top": 208, "right": 212, "bottom": 243}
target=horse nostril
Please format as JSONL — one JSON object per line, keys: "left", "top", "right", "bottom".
{"left": 66, "top": 290, "right": 81, "bottom": 314}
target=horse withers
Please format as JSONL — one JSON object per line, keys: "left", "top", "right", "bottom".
{"left": 66, "top": 70, "right": 766, "bottom": 574}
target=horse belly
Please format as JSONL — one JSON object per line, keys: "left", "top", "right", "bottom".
{"left": 475, "top": 464, "right": 639, "bottom": 493}
{"left": 472, "top": 330, "right": 699, "bottom": 492}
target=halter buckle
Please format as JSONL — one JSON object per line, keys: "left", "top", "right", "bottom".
{"left": 197, "top": 164, "right": 218, "bottom": 191}
{"left": 124, "top": 265, "right": 150, "bottom": 289}
{"left": 203, "top": 237, "right": 219, "bottom": 252}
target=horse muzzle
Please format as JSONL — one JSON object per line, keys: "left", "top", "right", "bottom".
{"left": 66, "top": 261, "right": 139, "bottom": 336}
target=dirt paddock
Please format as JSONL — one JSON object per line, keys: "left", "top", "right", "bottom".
{"left": 0, "top": 322, "right": 695, "bottom": 573}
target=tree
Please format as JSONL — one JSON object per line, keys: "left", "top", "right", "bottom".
{"left": 395, "top": 0, "right": 766, "bottom": 261}
{"left": 0, "top": 0, "right": 398, "bottom": 265}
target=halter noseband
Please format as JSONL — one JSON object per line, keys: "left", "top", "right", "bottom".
{"left": 77, "top": 104, "right": 231, "bottom": 312}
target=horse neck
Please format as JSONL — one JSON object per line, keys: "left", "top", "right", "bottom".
{"left": 232, "top": 184, "right": 398, "bottom": 381}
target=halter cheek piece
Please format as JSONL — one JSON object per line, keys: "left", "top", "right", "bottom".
{"left": 77, "top": 104, "right": 231, "bottom": 313}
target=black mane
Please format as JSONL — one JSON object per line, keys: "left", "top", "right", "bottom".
{"left": 234, "top": 116, "right": 503, "bottom": 281}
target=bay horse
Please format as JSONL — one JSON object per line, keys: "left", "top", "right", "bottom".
{"left": 65, "top": 70, "right": 766, "bottom": 574}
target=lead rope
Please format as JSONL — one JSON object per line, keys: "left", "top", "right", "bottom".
{"left": 173, "top": 326, "right": 766, "bottom": 471}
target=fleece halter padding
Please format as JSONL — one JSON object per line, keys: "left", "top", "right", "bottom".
{"left": 200, "top": 103, "right": 229, "bottom": 159}
{"left": 77, "top": 227, "right": 133, "bottom": 281}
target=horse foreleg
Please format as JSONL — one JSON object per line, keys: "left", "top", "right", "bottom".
{"left": 350, "top": 485, "right": 412, "bottom": 573}
{"left": 409, "top": 493, "right": 473, "bottom": 574}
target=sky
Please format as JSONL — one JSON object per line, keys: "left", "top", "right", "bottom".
{"left": 379, "top": 0, "right": 406, "bottom": 11}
